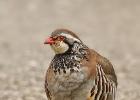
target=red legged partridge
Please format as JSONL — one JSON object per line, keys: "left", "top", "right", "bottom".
{"left": 44, "top": 29, "right": 117, "bottom": 100}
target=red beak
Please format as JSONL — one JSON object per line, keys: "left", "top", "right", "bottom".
{"left": 44, "top": 37, "right": 55, "bottom": 44}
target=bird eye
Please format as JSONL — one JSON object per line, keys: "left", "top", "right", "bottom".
{"left": 59, "top": 36, "right": 64, "bottom": 39}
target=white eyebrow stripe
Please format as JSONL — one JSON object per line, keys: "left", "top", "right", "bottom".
{"left": 61, "top": 33, "right": 81, "bottom": 42}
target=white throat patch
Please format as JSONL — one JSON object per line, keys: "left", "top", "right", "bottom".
{"left": 51, "top": 41, "right": 69, "bottom": 54}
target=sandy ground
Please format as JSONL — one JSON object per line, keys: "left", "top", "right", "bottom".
{"left": 0, "top": 0, "right": 140, "bottom": 100}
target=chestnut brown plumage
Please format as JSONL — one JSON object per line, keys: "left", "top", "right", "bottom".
{"left": 44, "top": 29, "right": 117, "bottom": 100}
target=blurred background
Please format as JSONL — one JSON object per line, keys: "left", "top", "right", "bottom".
{"left": 0, "top": 0, "right": 140, "bottom": 100}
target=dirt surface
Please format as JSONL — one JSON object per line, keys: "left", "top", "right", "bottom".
{"left": 0, "top": 0, "right": 140, "bottom": 100}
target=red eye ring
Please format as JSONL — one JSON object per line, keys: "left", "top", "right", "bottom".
{"left": 59, "top": 36, "right": 64, "bottom": 39}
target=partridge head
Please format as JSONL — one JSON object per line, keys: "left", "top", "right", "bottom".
{"left": 44, "top": 29, "right": 83, "bottom": 54}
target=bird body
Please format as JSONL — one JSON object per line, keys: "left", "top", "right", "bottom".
{"left": 44, "top": 29, "right": 117, "bottom": 100}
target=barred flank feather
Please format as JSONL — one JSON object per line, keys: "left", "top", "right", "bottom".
{"left": 90, "top": 64, "right": 117, "bottom": 100}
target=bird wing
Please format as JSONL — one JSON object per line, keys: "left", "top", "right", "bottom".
{"left": 90, "top": 49, "right": 117, "bottom": 86}
{"left": 97, "top": 54, "right": 117, "bottom": 86}
{"left": 86, "top": 49, "right": 117, "bottom": 100}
